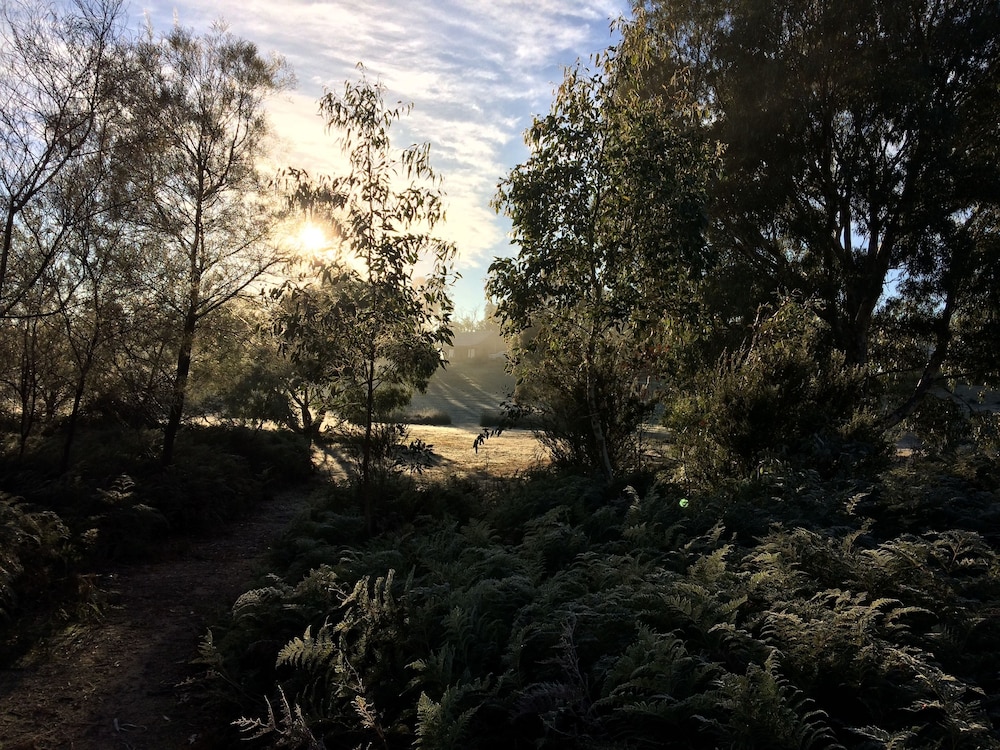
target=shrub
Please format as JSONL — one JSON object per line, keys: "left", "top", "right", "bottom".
{"left": 185, "top": 425, "right": 314, "bottom": 485}
{"left": 0, "top": 494, "right": 78, "bottom": 664}
{"left": 393, "top": 409, "right": 452, "bottom": 426}
{"left": 665, "top": 299, "right": 889, "bottom": 485}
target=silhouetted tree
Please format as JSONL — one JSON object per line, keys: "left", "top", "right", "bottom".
{"left": 277, "top": 70, "right": 455, "bottom": 533}
{"left": 628, "top": 0, "right": 1000, "bottom": 425}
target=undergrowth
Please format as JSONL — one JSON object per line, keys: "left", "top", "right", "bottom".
{"left": 0, "top": 425, "right": 314, "bottom": 666}
{"left": 201, "top": 453, "right": 1000, "bottom": 748}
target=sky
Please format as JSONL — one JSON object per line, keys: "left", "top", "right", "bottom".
{"left": 136, "top": 0, "right": 633, "bottom": 315}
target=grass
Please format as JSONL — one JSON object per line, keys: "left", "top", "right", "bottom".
{"left": 405, "top": 424, "right": 549, "bottom": 480}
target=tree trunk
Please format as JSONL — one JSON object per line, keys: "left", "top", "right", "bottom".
{"left": 161, "top": 309, "right": 197, "bottom": 466}
{"left": 300, "top": 400, "right": 316, "bottom": 438}
{"left": 882, "top": 289, "right": 957, "bottom": 430}
{"left": 361, "top": 354, "right": 376, "bottom": 535}
{"left": 584, "top": 341, "right": 614, "bottom": 482}
{"left": 17, "top": 321, "right": 38, "bottom": 457}
{"left": 61, "top": 372, "right": 88, "bottom": 474}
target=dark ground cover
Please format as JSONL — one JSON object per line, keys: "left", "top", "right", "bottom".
{"left": 1, "top": 408, "right": 998, "bottom": 749}
{"left": 200, "top": 446, "right": 1000, "bottom": 749}
{"left": 0, "top": 425, "right": 315, "bottom": 667}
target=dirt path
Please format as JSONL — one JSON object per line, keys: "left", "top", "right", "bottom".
{"left": 0, "top": 486, "right": 317, "bottom": 750}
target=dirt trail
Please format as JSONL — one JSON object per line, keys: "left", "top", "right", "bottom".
{"left": 0, "top": 486, "right": 315, "bottom": 750}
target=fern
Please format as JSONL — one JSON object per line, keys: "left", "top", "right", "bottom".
{"left": 414, "top": 676, "right": 493, "bottom": 750}
{"left": 0, "top": 494, "right": 71, "bottom": 621}
{"left": 892, "top": 647, "right": 995, "bottom": 747}
{"left": 232, "top": 576, "right": 295, "bottom": 622}
{"left": 233, "top": 686, "right": 325, "bottom": 749}
{"left": 597, "top": 627, "right": 719, "bottom": 726}
{"left": 714, "top": 654, "right": 842, "bottom": 750}
{"left": 512, "top": 616, "right": 607, "bottom": 743}
{"left": 760, "top": 589, "right": 925, "bottom": 690}
{"left": 408, "top": 643, "right": 459, "bottom": 691}
{"left": 846, "top": 724, "right": 919, "bottom": 749}
{"left": 275, "top": 620, "right": 390, "bottom": 745}
{"left": 278, "top": 623, "right": 339, "bottom": 674}
{"left": 208, "top": 457, "right": 1000, "bottom": 748}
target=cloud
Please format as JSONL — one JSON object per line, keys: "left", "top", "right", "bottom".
{"left": 138, "top": 0, "right": 631, "bottom": 310}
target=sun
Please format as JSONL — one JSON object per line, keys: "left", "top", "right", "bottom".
{"left": 297, "top": 221, "right": 328, "bottom": 255}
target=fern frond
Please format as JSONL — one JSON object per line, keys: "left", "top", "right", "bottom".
{"left": 233, "top": 686, "right": 325, "bottom": 749}
{"left": 232, "top": 579, "right": 292, "bottom": 621}
{"left": 715, "top": 657, "right": 842, "bottom": 750}
{"left": 414, "top": 680, "right": 489, "bottom": 750}
{"left": 277, "top": 622, "right": 340, "bottom": 673}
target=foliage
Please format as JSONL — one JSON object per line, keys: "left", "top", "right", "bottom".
{"left": 664, "top": 298, "right": 890, "bottom": 483}
{"left": 205, "top": 450, "right": 1000, "bottom": 748}
{"left": 0, "top": 494, "right": 72, "bottom": 623}
{"left": 390, "top": 409, "right": 452, "bottom": 427}
{"left": 487, "top": 48, "right": 720, "bottom": 480}
{"left": 276, "top": 69, "right": 455, "bottom": 533}
{"left": 185, "top": 301, "right": 323, "bottom": 434}
{"left": 0, "top": 421, "right": 314, "bottom": 667}
{"left": 0, "top": 4, "right": 306, "bottom": 474}
{"left": 626, "top": 0, "right": 1000, "bottom": 425}
{"left": 0, "top": 424, "right": 310, "bottom": 571}
{"left": 331, "top": 423, "right": 438, "bottom": 494}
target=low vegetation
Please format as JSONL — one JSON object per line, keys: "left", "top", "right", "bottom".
{"left": 0, "top": 1, "right": 998, "bottom": 747}
{"left": 0, "top": 426, "right": 314, "bottom": 664}
{"left": 194, "top": 429, "right": 1000, "bottom": 749}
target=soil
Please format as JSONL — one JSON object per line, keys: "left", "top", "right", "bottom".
{"left": 0, "top": 428, "right": 545, "bottom": 750}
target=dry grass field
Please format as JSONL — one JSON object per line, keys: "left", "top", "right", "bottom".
{"left": 407, "top": 424, "right": 551, "bottom": 479}
{"left": 311, "top": 424, "right": 551, "bottom": 482}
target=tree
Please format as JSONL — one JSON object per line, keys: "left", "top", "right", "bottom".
{"left": 0, "top": 0, "right": 127, "bottom": 454}
{"left": 277, "top": 70, "right": 456, "bottom": 533}
{"left": 628, "top": 0, "right": 1000, "bottom": 426}
{"left": 487, "top": 51, "right": 719, "bottom": 480}
{"left": 130, "top": 22, "right": 292, "bottom": 464}
{"left": 0, "top": 0, "right": 125, "bottom": 318}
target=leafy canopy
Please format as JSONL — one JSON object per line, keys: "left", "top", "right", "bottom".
{"left": 488, "top": 49, "right": 720, "bottom": 479}
{"left": 627, "top": 0, "right": 1000, "bottom": 424}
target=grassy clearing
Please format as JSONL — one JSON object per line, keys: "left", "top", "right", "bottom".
{"left": 405, "top": 424, "right": 549, "bottom": 480}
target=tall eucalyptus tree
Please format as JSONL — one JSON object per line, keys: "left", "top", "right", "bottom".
{"left": 277, "top": 71, "right": 456, "bottom": 533}
{"left": 130, "top": 22, "right": 291, "bottom": 464}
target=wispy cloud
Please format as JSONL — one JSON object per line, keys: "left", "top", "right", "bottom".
{"left": 138, "top": 0, "right": 630, "bottom": 310}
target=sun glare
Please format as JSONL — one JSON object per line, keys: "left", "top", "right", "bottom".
{"left": 297, "top": 222, "right": 328, "bottom": 255}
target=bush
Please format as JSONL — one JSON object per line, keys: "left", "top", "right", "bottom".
{"left": 0, "top": 424, "right": 314, "bottom": 563}
{"left": 184, "top": 425, "right": 314, "bottom": 485}
{"left": 665, "top": 299, "right": 889, "bottom": 484}
{"left": 394, "top": 409, "right": 452, "bottom": 426}
{"left": 0, "top": 495, "right": 72, "bottom": 622}
{"left": 0, "top": 494, "right": 80, "bottom": 664}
